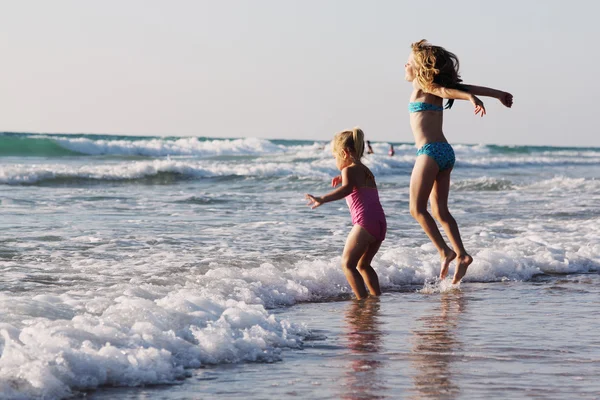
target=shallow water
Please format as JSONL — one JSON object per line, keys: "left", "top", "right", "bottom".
{"left": 1, "top": 133, "right": 600, "bottom": 398}
{"left": 90, "top": 277, "right": 600, "bottom": 399}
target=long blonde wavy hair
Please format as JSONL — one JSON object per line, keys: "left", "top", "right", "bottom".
{"left": 411, "top": 39, "right": 465, "bottom": 109}
{"left": 332, "top": 127, "right": 365, "bottom": 161}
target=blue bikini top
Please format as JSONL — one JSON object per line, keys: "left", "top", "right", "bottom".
{"left": 408, "top": 102, "right": 444, "bottom": 113}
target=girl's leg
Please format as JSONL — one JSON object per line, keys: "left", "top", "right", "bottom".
{"left": 357, "top": 240, "right": 382, "bottom": 296}
{"left": 410, "top": 156, "right": 456, "bottom": 274}
{"left": 430, "top": 168, "right": 473, "bottom": 283}
{"left": 342, "top": 225, "right": 376, "bottom": 299}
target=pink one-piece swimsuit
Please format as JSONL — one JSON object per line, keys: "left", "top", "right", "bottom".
{"left": 345, "top": 186, "right": 387, "bottom": 241}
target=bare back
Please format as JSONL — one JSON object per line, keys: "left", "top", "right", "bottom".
{"left": 347, "top": 163, "right": 377, "bottom": 189}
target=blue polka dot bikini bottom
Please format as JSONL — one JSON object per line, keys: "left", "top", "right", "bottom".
{"left": 416, "top": 142, "right": 456, "bottom": 171}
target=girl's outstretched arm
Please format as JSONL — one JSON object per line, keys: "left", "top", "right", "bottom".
{"left": 306, "top": 167, "right": 357, "bottom": 209}
{"left": 461, "top": 84, "right": 513, "bottom": 108}
{"left": 422, "top": 83, "right": 486, "bottom": 116}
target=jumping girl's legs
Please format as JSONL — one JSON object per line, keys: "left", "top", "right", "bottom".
{"left": 342, "top": 225, "right": 378, "bottom": 299}
{"left": 410, "top": 155, "right": 456, "bottom": 276}
{"left": 357, "top": 240, "right": 382, "bottom": 296}
{"left": 430, "top": 167, "right": 473, "bottom": 283}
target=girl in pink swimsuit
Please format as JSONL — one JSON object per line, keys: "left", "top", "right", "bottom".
{"left": 306, "top": 128, "right": 386, "bottom": 300}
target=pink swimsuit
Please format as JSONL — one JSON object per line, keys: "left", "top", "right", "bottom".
{"left": 345, "top": 186, "right": 387, "bottom": 242}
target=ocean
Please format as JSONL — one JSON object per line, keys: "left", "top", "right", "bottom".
{"left": 1, "top": 132, "right": 599, "bottom": 399}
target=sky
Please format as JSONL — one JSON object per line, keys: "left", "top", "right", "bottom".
{"left": 0, "top": 0, "right": 597, "bottom": 146}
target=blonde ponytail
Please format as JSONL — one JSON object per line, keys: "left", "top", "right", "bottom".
{"left": 352, "top": 127, "right": 365, "bottom": 159}
{"left": 332, "top": 127, "right": 366, "bottom": 160}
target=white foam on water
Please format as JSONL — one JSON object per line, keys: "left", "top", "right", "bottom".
{"left": 3, "top": 136, "right": 600, "bottom": 398}
{"left": 0, "top": 155, "right": 414, "bottom": 185}
{"left": 49, "top": 135, "right": 417, "bottom": 159}
{"left": 4, "top": 137, "right": 600, "bottom": 186}
{"left": 2, "top": 214, "right": 600, "bottom": 399}
{"left": 452, "top": 177, "right": 516, "bottom": 191}
{"left": 418, "top": 278, "right": 460, "bottom": 294}
{"left": 0, "top": 159, "right": 331, "bottom": 184}
{"left": 54, "top": 137, "right": 285, "bottom": 157}
{"left": 522, "top": 176, "right": 600, "bottom": 192}
{"left": 0, "top": 286, "right": 307, "bottom": 399}
{"left": 460, "top": 155, "right": 600, "bottom": 168}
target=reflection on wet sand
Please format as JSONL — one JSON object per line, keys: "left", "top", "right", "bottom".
{"left": 410, "top": 291, "right": 466, "bottom": 399}
{"left": 341, "top": 297, "right": 387, "bottom": 400}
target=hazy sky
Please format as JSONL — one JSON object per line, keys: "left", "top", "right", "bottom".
{"left": 0, "top": 0, "right": 597, "bottom": 146}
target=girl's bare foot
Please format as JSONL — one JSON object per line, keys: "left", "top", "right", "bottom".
{"left": 452, "top": 254, "right": 473, "bottom": 284}
{"left": 440, "top": 249, "right": 457, "bottom": 279}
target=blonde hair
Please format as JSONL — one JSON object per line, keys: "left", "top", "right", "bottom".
{"left": 411, "top": 39, "right": 464, "bottom": 109}
{"left": 332, "top": 127, "right": 365, "bottom": 160}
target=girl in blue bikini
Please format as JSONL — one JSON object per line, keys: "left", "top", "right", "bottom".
{"left": 404, "top": 39, "right": 513, "bottom": 284}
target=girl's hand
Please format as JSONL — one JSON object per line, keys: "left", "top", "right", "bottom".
{"left": 499, "top": 92, "right": 513, "bottom": 108}
{"left": 470, "top": 95, "right": 486, "bottom": 117}
{"left": 331, "top": 175, "right": 342, "bottom": 187}
{"left": 305, "top": 194, "right": 324, "bottom": 209}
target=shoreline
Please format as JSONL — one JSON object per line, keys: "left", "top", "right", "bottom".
{"left": 88, "top": 277, "right": 600, "bottom": 399}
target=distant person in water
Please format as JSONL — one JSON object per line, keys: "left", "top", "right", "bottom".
{"left": 404, "top": 39, "right": 513, "bottom": 284}
{"left": 388, "top": 144, "right": 395, "bottom": 156}
{"left": 366, "top": 140, "right": 374, "bottom": 154}
{"left": 306, "top": 128, "right": 386, "bottom": 300}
